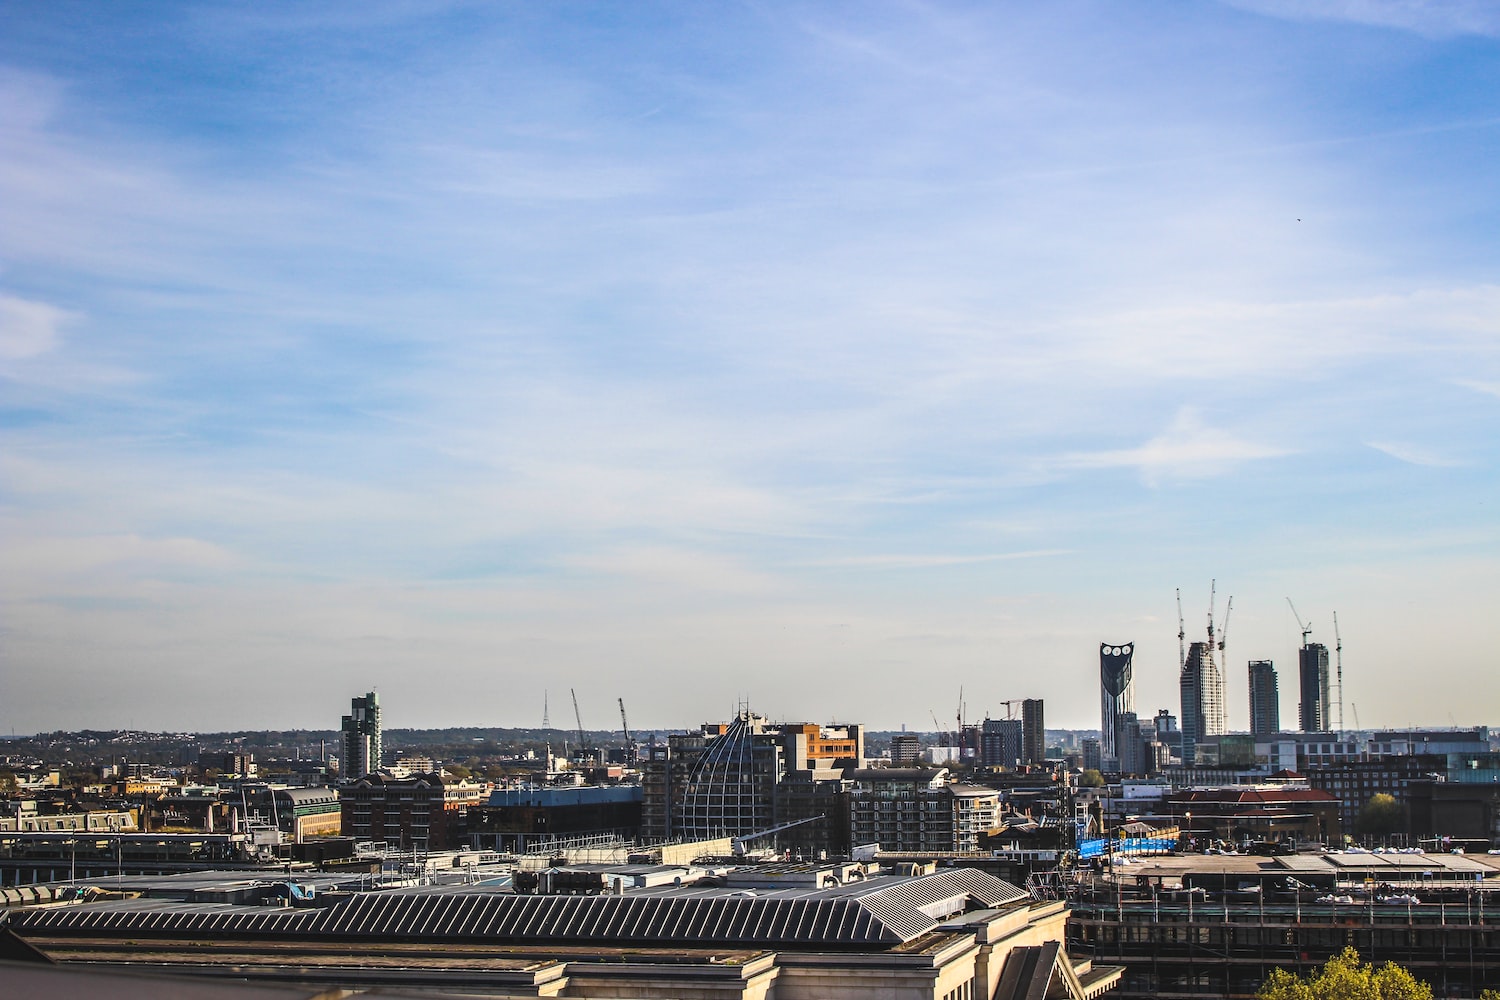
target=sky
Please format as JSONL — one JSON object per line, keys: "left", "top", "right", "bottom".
{"left": 1, "top": 1, "right": 1498, "bottom": 735}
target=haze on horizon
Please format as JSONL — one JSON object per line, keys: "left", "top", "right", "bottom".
{"left": 2, "top": 1, "right": 1498, "bottom": 736}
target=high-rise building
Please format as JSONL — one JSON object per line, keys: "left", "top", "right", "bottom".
{"left": 1248, "top": 660, "right": 1279, "bottom": 736}
{"left": 890, "top": 732, "right": 921, "bottom": 766}
{"left": 981, "top": 718, "right": 1023, "bottom": 769}
{"left": 340, "top": 691, "right": 382, "bottom": 781}
{"left": 1099, "top": 643, "right": 1135, "bottom": 762}
{"left": 1115, "top": 712, "right": 1147, "bottom": 775}
{"left": 1298, "top": 642, "right": 1331, "bottom": 732}
{"left": 1021, "top": 698, "right": 1046, "bottom": 765}
{"left": 1081, "top": 737, "right": 1102, "bottom": 772}
{"left": 1179, "top": 641, "right": 1225, "bottom": 765}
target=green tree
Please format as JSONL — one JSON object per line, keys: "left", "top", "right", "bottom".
{"left": 1356, "top": 793, "right": 1405, "bottom": 840}
{"left": 1259, "top": 948, "right": 1432, "bottom": 1000}
{"left": 1077, "top": 769, "right": 1106, "bottom": 788}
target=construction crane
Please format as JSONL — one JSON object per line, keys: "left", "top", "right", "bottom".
{"left": 930, "top": 710, "right": 945, "bottom": 742}
{"left": 618, "top": 698, "right": 635, "bottom": 765}
{"left": 1176, "top": 588, "right": 1186, "bottom": 670}
{"left": 998, "top": 699, "right": 1024, "bottom": 720}
{"left": 571, "top": 688, "right": 588, "bottom": 766}
{"left": 1217, "top": 596, "right": 1233, "bottom": 660}
{"left": 1333, "top": 611, "right": 1344, "bottom": 735}
{"left": 1286, "top": 598, "right": 1312, "bottom": 647}
{"left": 1207, "top": 579, "right": 1217, "bottom": 657}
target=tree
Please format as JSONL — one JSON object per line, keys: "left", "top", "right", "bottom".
{"left": 1077, "top": 769, "right": 1106, "bottom": 788}
{"left": 1259, "top": 947, "right": 1432, "bottom": 1000}
{"left": 1356, "top": 793, "right": 1405, "bottom": 841}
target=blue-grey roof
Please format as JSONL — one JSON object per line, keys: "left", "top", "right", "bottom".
{"left": 10, "top": 868, "right": 1028, "bottom": 949}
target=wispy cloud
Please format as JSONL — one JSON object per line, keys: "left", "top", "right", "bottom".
{"left": 1219, "top": 0, "right": 1500, "bottom": 37}
{"left": 1059, "top": 408, "right": 1290, "bottom": 486}
{"left": 1366, "top": 441, "right": 1464, "bottom": 467}
{"left": 806, "top": 550, "right": 1072, "bottom": 570}
{"left": 0, "top": 292, "right": 71, "bottom": 361}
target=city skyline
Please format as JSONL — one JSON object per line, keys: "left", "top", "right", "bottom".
{"left": 2, "top": 3, "right": 1498, "bottom": 733}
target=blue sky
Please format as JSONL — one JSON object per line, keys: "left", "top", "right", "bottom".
{"left": 2, "top": 1, "right": 1498, "bottom": 734}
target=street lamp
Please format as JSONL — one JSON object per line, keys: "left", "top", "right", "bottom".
{"left": 1183, "top": 811, "right": 1193, "bottom": 853}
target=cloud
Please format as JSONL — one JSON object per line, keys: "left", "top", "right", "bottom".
{"left": 806, "top": 550, "right": 1072, "bottom": 570}
{"left": 560, "top": 545, "right": 778, "bottom": 594}
{"left": 1218, "top": 0, "right": 1500, "bottom": 37}
{"left": 1366, "top": 441, "right": 1464, "bottom": 467}
{"left": 1456, "top": 379, "right": 1500, "bottom": 399}
{"left": 1059, "top": 407, "right": 1290, "bottom": 485}
{"left": 0, "top": 293, "right": 71, "bottom": 361}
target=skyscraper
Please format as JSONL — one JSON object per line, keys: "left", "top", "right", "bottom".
{"left": 1298, "top": 642, "right": 1331, "bottom": 732}
{"left": 1021, "top": 698, "right": 1046, "bottom": 765}
{"left": 1179, "top": 641, "right": 1225, "bottom": 765}
{"left": 1099, "top": 643, "right": 1135, "bottom": 763}
{"left": 341, "top": 691, "right": 382, "bottom": 781}
{"left": 1248, "top": 660, "right": 1279, "bottom": 736}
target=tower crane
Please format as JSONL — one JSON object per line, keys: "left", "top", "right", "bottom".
{"left": 1333, "top": 612, "right": 1344, "bottom": 735}
{"left": 1207, "top": 579, "right": 1218, "bottom": 657}
{"left": 930, "top": 710, "right": 944, "bottom": 741}
{"left": 571, "top": 688, "right": 588, "bottom": 766}
{"left": 1176, "top": 588, "right": 1186, "bottom": 670}
{"left": 1286, "top": 598, "right": 1312, "bottom": 647}
{"left": 619, "top": 698, "right": 636, "bottom": 765}
{"left": 998, "top": 699, "right": 1024, "bottom": 720}
{"left": 1217, "top": 596, "right": 1233, "bottom": 660}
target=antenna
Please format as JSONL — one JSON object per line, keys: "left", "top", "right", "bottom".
{"left": 542, "top": 690, "right": 550, "bottom": 730}
{"left": 1333, "top": 611, "right": 1344, "bottom": 735}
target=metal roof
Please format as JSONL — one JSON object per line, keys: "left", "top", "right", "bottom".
{"left": 10, "top": 868, "right": 1027, "bottom": 950}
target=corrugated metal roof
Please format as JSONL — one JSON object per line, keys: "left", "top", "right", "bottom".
{"left": 10, "top": 869, "right": 1026, "bottom": 949}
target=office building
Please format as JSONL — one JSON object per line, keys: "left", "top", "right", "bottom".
{"left": 1248, "top": 660, "right": 1279, "bottom": 736}
{"left": 1298, "top": 643, "right": 1331, "bottom": 732}
{"left": 1115, "top": 712, "right": 1147, "bottom": 776}
{"left": 1368, "top": 727, "right": 1492, "bottom": 757}
{"left": 340, "top": 772, "right": 487, "bottom": 850}
{"left": 1179, "top": 641, "right": 1225, "bottom": 766}
{"left": 1081, "top": 737, "right": 1102, "bottom": 771}
{"left": 981, "top": 717, "right": 1024, "bottom": 769}
{"left": 340, "top": 690, "right": 382, "bottom": 781}
{"left": 1022, "top": 698, "right": 1046, "bottom": 765}
{"left": 890, "top": 731, "right": 921, "bottom": 766}
{"left": 1099, "top": 643, "right": 1135, "bottom": 762}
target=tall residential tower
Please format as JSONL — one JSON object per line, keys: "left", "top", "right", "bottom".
{"left": 1248, "top": 660, "right": 1280, "bottom": 736}
{"left": 1179, "top": 641, "right": 1225, "bottom": 765}
{"left": 341, "top": 691, "right": 382, "bottom": 781}
{"left": 1298, "top": 643, "right": 1331, "bottom": 732}
{"left": 1099, "top": 643, "right": 1135, "bottom": 765}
